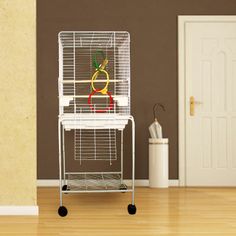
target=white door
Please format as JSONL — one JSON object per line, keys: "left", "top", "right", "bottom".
{"left": 183, "top": 18, "right": 236, "bottom": 186}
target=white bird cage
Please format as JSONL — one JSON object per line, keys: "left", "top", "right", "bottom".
{"left": 58, "top": 31, "right": 131, "bottom": 130}
{"left": 57, "top": 31, "right": 136, "bottom": 217}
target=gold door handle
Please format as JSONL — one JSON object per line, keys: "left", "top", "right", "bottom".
{"left": 190, "top": 96, "right": 203, "bottom": 116}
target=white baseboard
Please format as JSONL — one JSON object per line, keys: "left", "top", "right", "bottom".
{"left": 37, "top": 179, "right": 59, "bottom": 187}
{"left": 168, "top": 179, "right": 179, "bottom": 186}
{"left": 37, "top": 179, "right": 179, "bottom": 187}
{"left": 0, "top": 206, "right": 39, "bottom": 216}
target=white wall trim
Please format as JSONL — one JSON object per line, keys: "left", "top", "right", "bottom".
{"left": 168, "top": 179, "right": 179, "bottom": 187}
{"left": 37, "top": 179, "right": 59, "bottom": 187}
{"left": 178, "top": 15, "right": 236, "bottom": 187}
{"left": 37, "top": 179, "right": 179, "bottom": 187}
{"left": 0, "top": 206, "right": 38, "bottom": 216}
{"left": 178, "top": 15, "right": 188, "bottom": 187}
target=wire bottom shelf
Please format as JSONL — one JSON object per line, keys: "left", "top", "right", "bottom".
{"left": 65, "top": 173, "right": 131, "bottom": 192}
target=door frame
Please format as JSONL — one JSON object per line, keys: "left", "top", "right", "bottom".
{"left": 178, "top": 15, "right": 236, "bottom": 186}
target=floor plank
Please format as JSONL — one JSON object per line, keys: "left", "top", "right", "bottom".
{"left": 0, "top": 187, "right": 236, "bottom": 235}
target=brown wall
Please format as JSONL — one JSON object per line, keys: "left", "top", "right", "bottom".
{"left": 37, "top": 0, "right": 236, "bottom": 179}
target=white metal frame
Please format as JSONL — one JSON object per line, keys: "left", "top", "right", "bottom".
{"left": 178, "top": 15, "right": 236, "bottom": 186}
{"left": 58, "top": 31, "right": 131, "bottom": 120}
{"left": 57, "top": 31, "right": 136, "bottom": 214}
{"left": 58, "top": 116, "right": 135, "bottom": 204}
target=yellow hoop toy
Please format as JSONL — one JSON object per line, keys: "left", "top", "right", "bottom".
{"left": 88, "top": 52, "right": 114, "bottom": 113}
{"left": 91, "top": 68, "right": 109, "bottom": 94}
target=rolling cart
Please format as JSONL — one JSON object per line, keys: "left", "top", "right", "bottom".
{"left": 57, "top": 31, "right": 136, "bottom": 217}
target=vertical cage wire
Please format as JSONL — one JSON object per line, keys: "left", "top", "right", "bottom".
{"left": 74, "top": 129, "right": 117, "bottom": 162}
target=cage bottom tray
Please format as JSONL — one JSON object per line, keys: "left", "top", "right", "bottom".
{"left": 61, "top": 114, "right": 130, "bottom": 130}
{"left": 65, "top": 173, "right": 131, "bottom": 192}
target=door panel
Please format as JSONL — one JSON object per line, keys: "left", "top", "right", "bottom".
{"left": 185, "top": 22, "right": 236, "bottom": 186}
{"left": 202, "top": 117, "right": 212, "bottom": 168}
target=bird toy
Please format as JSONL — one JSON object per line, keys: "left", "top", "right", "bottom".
{"left": 88, "top": 50, "right": 114, "bottom": 113}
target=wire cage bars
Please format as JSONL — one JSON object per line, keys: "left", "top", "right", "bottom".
{"left": 58, "top": 31, "right": 136, "bottom": 217}
{"left": 58, "top": 31, "right": 130, "bottom": 118}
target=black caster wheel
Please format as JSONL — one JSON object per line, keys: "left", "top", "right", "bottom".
{"left": 127, "top": 204, "right": 136, "bottom": 215}
{"left": 62, "top": 185, "right": 67, "bottom": 191}
{"left": 119, "top": 183, "right": 127, "bottom": 192}
{"left": 62, "top": 185, "right": 69, "bottom": 194}
{"left": 58, "top": 206, "right": 68, "bottom": 217}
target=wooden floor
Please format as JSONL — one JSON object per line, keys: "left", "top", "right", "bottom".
{"left": 1, "top": 187, "right": 236, "bottom": 235}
